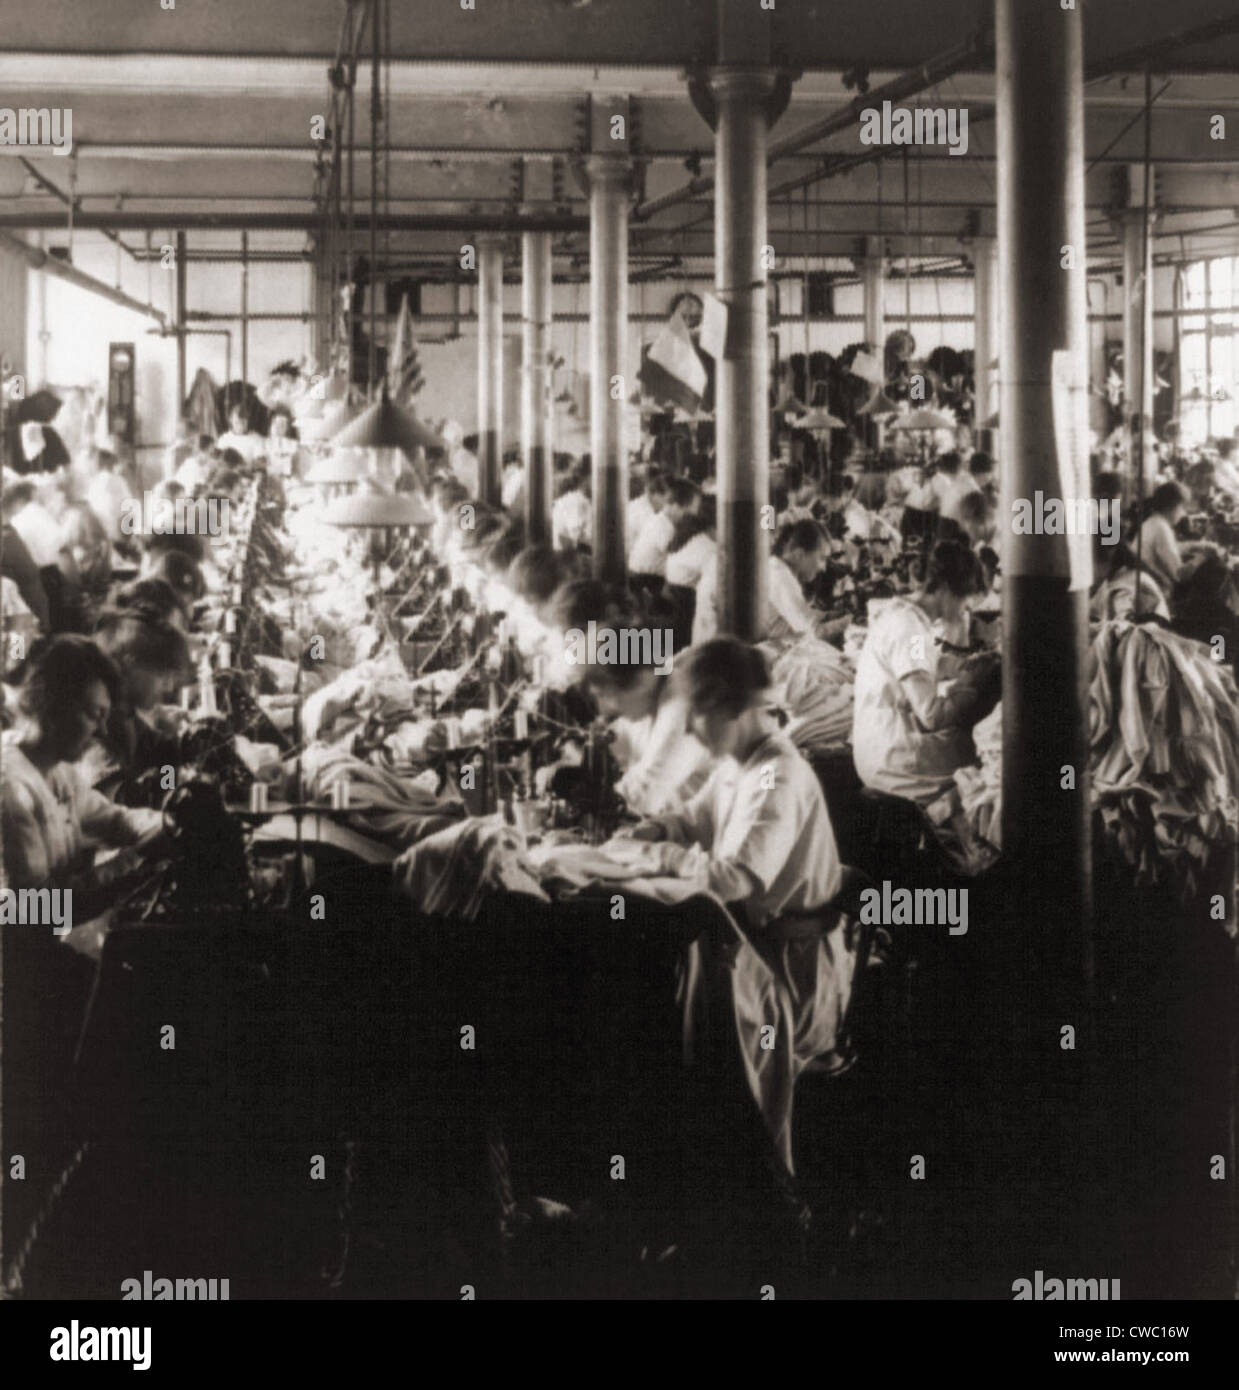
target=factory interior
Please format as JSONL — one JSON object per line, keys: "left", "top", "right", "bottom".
{"left": 0, "top": 0, "right": 1237, "bottom": 1305}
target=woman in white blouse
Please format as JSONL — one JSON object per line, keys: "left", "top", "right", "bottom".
{"left": 665, "top": 492, "right": 717, "bottom": 591}
{"left": 1136, "top": 481, "right": 1187, "bottom": 598}
{"left": 1, "top": 637, "right": 162, "bottom": 897}
{"left": 618, "top": 637, "right": 842, "bottom": 925}
{"left": 581, "top": 641, "right": 712, "bottom": 818}
{"left": 851, "top": 540, "right": 995, "bottom": 805}
{"left": 692, "top": 518, "right": 830, "bottom": 646}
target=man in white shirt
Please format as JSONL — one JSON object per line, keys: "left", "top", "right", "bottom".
{"left": 163, "top": 416, "right": 197, "bottom": 483}
{"left": 5, "top": 478, "right": 66, "bottom": 570}
{"left": 85, "top": 451, "right": 131, "bottom": 543}
{"left": 630, "top": 476, "right": 699, "bottom": 577}
{"left": 501, "top": 460, "right": 524, "bottom": 511}
{"left": 551, "top": 480, "right": 592, "bottom": 549}
{"left": 930, "top": 451, "right": 980, "bottom": 522}
{"left": 625, "top": 470, "right": 669, "bottom": 555}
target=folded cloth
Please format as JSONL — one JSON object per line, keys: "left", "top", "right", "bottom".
{"left": 526, "top": 838, "right": 707, "bottom": 886}
{"left": 392, "top": 817, "right": 549, "bottom": 918}
{"left": 763, "top": 634, "right": 856, "bottom": 752}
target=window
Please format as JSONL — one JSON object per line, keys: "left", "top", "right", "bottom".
{"left": 1178, "top": 256, "right": 1238, "bottom": 447}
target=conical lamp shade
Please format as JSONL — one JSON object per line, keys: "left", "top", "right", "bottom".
{"left": 305, "top": 449, "right": 371, "bottom": 485}
{"left": 890, "top": 407, "right": 957, "bottom": 432}
{"left": 793, "top": 407, "right": 847, "bottom": 431}
{"left": 321, "top": 490, "right": 433, "bottom": 529}
{"left": 858, "top": 388, "right": 900, "bottom": 417}
{"left": 331, "top": 390, "right": 446, "bottom": 454}
{"left": 775, "top": 392, "right": 807, "bottom": 416}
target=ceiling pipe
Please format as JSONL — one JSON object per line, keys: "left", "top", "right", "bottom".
{"left": 633, "top": 27, "right": 991, "bottom": 223}
{"left": 0, "top": 211, "right": 588, "bottom": 233}
{"left": 0, "top": 227, "right": 169, "bottom": 328}
{"left": 638, "top": 10, "right": 1239, "bottom": 234}
{"left": 16, "top": 156, "right": 142, "bottom": 263}
{"left": 1084, "top": 14, "right": 1239, "bottom": 81}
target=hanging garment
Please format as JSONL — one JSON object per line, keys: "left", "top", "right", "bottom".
{"left": 185, "top": 368, "right": 223, "bottom": 440}
{"left": 1088, "top": 620, "right": 1239, "bottom": 895}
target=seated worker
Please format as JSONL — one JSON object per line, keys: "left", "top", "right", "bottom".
{"left": 162, "top": 414, "right": 197, "bottom": 484}
{"left": 626, "top": 469, "right": 669, "bottom": 555}
{"left": 1, "top": 636, "right": 163, "bottom": 902}
{"left": 83, "top": 447, "right": 131, "bottom": 548}
{"left": 450, "top": 506, "right": 509, "bottom": 600}
{"left": 843, "top": 473, "right": 901, "bottom": 554}
{"left": 551, "top": 462, "right": 593, "bottom": 551}
{"left": 174, "top": 436, "right": 218, "bottom": 494}
{"left": 1088, "top": 536, "right": 1169, "bottom": 623}
{"left": 216, "top": 402, "right": 265, "bottom": 467}
{"left": 616, "top": 637, "right": 842, "bottom": 925}
{"left": 852, "top": 540, "right": 996, "bottom": 806}
{"left": 114, "top": 576, "right": 192, "bottom": 631}
{"left": 142, "top": 548, "right": 206, "bottom": 615}
{"left": 1137, "top": 481, "right": 1187, "bottom": 597}
{"left": 630, "top": 476, "right": 700, "bottom": 579}
{"left": 776, "top": 464, "right": 821, "bottom": 527}
{"left": 665, "top": 490, "right": 718, "bottom": 583}
{"left": 969, "top": 451, "right": 997, "bottom": 504}
{"left": 90, "top": 610, "right": 191, "bottom": 802}
{"left": 929, "top": 450, "right": 981, "bottom": 523}
{"left": 500, "top": 456, "right": 525, "bottom": 512}
{"left": 577, "top": 622, "right": 712, "bottom": 818}
{"left": 693, "top": 518, "right": 832, "bottom": 647}
{"left": 536, "top": 575, "right": 634, "bottom": 695}
{"left": 504, "top": 543, "right": 579, "bottom": 656}
{"left": 429, "top": 474, "right": 472, "bottom": 559}
{"left": 935, "top": 487, "right": 996, "bottom": 554}
{"left": 471, "top": 520, "right": 523, "bottom": 606}
{"left": 265, "top": 406, "right": 300, "bottom": 480}
{"left": 1, "top": 517, "right": 51, "bottom": 632}
{"left": 3, "top": 474, "right": 85, "bottom": 632}
{"left": 60, "top": 495, "right": 112, "bottom": 598}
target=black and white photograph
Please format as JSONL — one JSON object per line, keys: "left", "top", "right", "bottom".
{"left": 0, "top": 0, "right": 1236, "bottom": 1361}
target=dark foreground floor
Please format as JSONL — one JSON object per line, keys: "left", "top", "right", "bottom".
{"left": 2, "top": 853, "right": 1235, "bottom": 1301}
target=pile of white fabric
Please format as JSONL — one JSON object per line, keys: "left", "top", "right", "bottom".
{"left": 765, "top": 635, "right": 856, "bottom": 752}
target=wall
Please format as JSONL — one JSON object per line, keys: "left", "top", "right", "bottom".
{"left": 412, "top": 270, "right": 979, "bottom": 447}
{"left": 0, "top": 240, "right": 28, "bottom": 392}
{"left": 25, "top": 232, "right": 312, "bottom": 455}
{"left": 30, "top": 235, "right": 1179, "bottom": 457}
